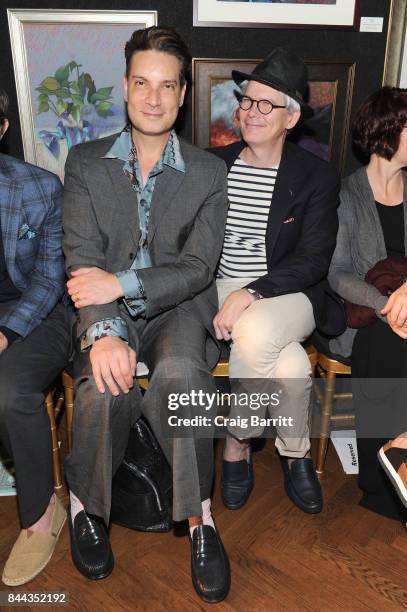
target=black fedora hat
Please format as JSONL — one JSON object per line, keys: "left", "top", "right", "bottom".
{"left": 232, "top": 47, "right": 313, "bottom": 118}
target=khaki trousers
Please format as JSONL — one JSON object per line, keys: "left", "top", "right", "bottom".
{"left": 217, "top": 279, "right": 315, "bottom": 457}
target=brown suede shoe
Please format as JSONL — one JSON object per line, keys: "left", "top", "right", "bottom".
{"left": 2, "top": 495, "right": 66, "bottom": 586}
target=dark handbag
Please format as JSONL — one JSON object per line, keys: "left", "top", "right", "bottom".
{"left": 345, "top": 300, "right": 377, "bottom": 329}
{"left": 345, "top": 255, "right": 407, "bottom": 328}
{"left": 111, "top": 416, "right": 173, "bottom": 532}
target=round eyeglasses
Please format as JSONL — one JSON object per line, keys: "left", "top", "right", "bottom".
{"left": 238, "top": 95, "right": 286, "bottom": 115}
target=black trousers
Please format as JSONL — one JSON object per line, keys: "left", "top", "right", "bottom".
{"left": 352, "top": 319, "right": 407, "bottom": 522}
{"left": 0, "top": 302, "right": 73, "bottom": 527}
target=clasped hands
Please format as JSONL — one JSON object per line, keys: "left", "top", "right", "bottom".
{"left": 67, "top": 267, "right": 135, "bottom": 397}
{"left": 381, "top": 282, "right": 407, "bottom": 339}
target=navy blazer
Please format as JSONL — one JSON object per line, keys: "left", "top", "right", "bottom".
{"left": 0, "top": 154, "right": 65, "bottom": 337}
{"left": 209, "top": 140, "right": 346, "bottom": 337}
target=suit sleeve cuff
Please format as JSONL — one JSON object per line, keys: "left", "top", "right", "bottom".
{"left": 0, "top": 326, "right": 21, "bottom": 346}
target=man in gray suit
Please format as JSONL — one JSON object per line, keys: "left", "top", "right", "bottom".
{"left": 62, "top": 26, "right": 230, "bottom": 603}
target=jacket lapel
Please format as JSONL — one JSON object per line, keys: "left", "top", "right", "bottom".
{"left": 148, "top": 165, "right": 185, "bottom": 245}
{"left": 265, "top": 143, "right": 302, "bottom": 260}
{"left": 105, "top": 159, "right": 140, "bottom": 250}
{"left": 0, "top": 175, "right": 22, "bottom": 284}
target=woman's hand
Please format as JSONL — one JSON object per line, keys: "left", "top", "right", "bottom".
{"left": 387, "top": 318, "right": 407, "bottom": 339}
{"left": 381, "top": 282, "right": 407, "bottom": 328}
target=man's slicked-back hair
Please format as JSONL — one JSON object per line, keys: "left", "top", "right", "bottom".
{"left": 0, "top": 89, "right": 9, "bottom": 125}
{"left": 352, "top": 86, "right": 407, "bottom": 160}
{"left": 125, "top": 26, "right": 191, "bottom": 86}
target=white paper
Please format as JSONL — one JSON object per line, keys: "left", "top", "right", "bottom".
{"left": 330, "top": 429, "right": 359, "bottom": 474}
{"left": 360, "top": 17, "right": 384, "bottom": 33}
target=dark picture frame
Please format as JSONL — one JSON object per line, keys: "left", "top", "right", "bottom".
{"left": 193, "top": 0, "right": 360, "bottom": 30}
{"left": 192, "top": 58, "right": 355, "bottom": 175}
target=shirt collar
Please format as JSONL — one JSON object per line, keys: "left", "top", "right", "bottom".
{"left": 103, "top": 126, "right": 185, "bottom": 173}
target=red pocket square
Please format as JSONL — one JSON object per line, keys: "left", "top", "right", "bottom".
{"left": 283, "top": 217, "right": 295, "bottom": 224}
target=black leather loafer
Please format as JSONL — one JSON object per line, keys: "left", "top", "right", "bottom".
{"left": 68, "top": 508, "right": 114, "bottom": 580}
{"left": 281, "top": 457, "right": 323, "bottom": 514}
{"left": 221, "top": 447, "right": 253, "bottom": 510}
{"left": 190, "top": 525, "right": 231, "bottom": 603}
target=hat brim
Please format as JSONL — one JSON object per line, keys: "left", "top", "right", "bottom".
{"left": 232, "top": 70, "right": 313, "bottom": 119}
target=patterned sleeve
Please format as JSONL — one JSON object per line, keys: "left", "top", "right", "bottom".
{"left": 80, "top": 317, "right": 129, "bottom": 351}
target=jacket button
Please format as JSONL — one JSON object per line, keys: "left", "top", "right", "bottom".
{"left": 129, "top": 252, "right": 134, "bottom": 260}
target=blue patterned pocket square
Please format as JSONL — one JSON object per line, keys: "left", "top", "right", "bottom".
{"left": 18, "top": 223, "right": 37, "bottom": 240}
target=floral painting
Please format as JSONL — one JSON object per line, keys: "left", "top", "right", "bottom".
{"left": 8, "top": 10, "right": 156, "bottom": 181}
{"left": 36, "top": 60, "right": 115, "bottom": 161}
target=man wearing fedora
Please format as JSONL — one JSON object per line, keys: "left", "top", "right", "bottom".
{"left": 210, "top": 48, "right": 345, "bottom": 513}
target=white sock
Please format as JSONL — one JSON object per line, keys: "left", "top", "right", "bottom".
{"left": 189, "top": 498, "right": 215, "bottom": 538}
{"left": 202, "top": 498, "right": 215, "bottom": 529}
{"left": 70, "top": 490, "right": 84, "bottom": 525}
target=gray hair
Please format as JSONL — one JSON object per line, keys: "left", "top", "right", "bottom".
{"left": 282, "top": 93, "right": 301, "bottom": 115}
{"left": 240, "top": 81, "right": 301, "bottom": 115}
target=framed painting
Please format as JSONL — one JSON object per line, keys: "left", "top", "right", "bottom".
{"left": 193, "top": 0, "right": 360, "bottom": 29}
{"left": 192, "top": 58, "right": 355, "bottom": 175}
{"left": 382, "top": 0, "right": 407, "bottom": 85}
{"left": 7, "top": 9, "right": 157, "bottom": 181}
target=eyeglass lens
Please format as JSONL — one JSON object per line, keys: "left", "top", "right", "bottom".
{"left": 239, "top": 96, "right": 275, "bottom": 115}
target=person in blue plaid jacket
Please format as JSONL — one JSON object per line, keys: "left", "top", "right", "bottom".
{"left": 0, "top": 90, "right": 71, "bottom": 587}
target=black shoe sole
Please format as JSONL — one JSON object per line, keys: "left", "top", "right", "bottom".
{"left": 284, "top": 480, "right": 322, "bottom": 514}
{"left": 191, "top": 575, "right": 231, "bottom": 604}
{"left": 67, "top": 509, "right": 114, "bottom": 580}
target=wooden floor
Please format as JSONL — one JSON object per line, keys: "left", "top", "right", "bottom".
{"left": 1, "top": 440, "right": 407, "bottom": 612}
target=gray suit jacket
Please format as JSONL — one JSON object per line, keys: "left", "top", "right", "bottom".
{"left": 62, "top": 133, "right": 228, "bottom": 350}
{"left": 328, "top": 166, "right": 407, "bottom": 357}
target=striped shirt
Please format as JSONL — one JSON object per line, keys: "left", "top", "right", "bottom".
{"left": 217, "top": 158, "right": 278, "bottom": 279}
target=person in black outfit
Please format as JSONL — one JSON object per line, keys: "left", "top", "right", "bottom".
{"left": 328, "top": 87, "right": 407, "bottom": 521}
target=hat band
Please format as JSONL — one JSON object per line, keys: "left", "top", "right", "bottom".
{"left": 250, "top": 72, "right": 304, "bottom": 103}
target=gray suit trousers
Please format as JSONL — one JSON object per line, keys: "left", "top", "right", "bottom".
{"left": 65, "top": 305, "right": 216, "bottom": 524}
